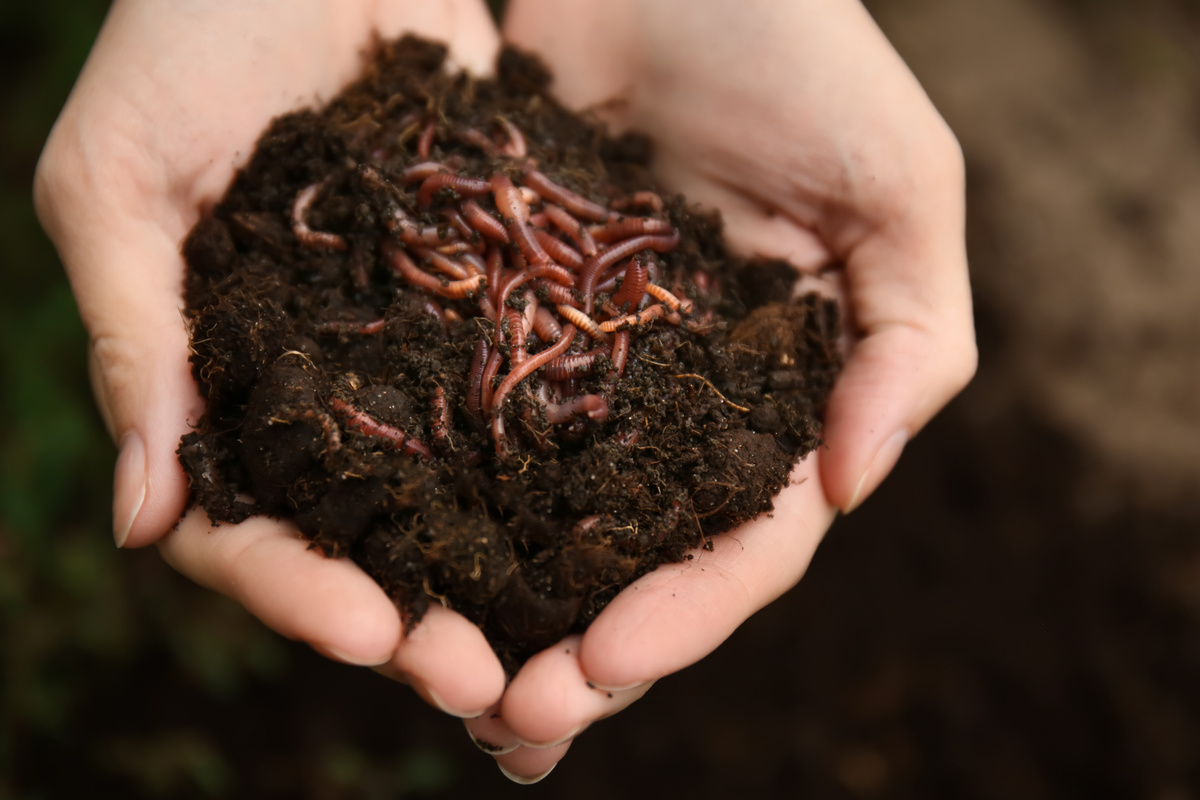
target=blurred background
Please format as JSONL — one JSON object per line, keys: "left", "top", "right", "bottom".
{"left": 3, "top": 0, "right": 1199, "bottom": 797}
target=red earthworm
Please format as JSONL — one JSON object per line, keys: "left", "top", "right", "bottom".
{"left": 396, "top": 219, "right": 459, "bottom": 247}
{"left": 578, "top": 232, "right": 681, "bottom": 311}
{"left": 532, "top": 228, "right": 584, "bottom": 270}
{"left": 543, "top": 203, "right": 598, "bottom": 257}
{"left": 387, "top": 244, "right": 486, "bottom": 299}
{"left": 645, "top": 282, "right": 693, "bottom": 313}
{"left": 413, "top": 246, "right": 470, "bottom": 280}
{"left": 532, "top": 305, "right": 562, "bottom": 342}
{"left": 418, "top": 173, "right": 491, "bottom": 208}
{"left": 533, "top": 279, "right": 581, "bottom": 308}
{"left": 491, "top": 324, "right": 578, "bottom": 447}
{"left": 542, "top": 341, "right": 611, "bottom": 381}
{"left": 444, "top": 308, "right": 463, "bottom": 324}
{"left": 521, "top": 290, "right": 539, "bottom": 337}
{"left": 292, "top": 183, "right": 348, "bottom": 251}
{"left": 433, "top": 241, "right": 479, "bottom": 256}
{"left": 491, "top": 174, "right": 552, "bottom": 266}
{"left": 599, "top": 303, "right": 668, "bottom": 333}
{"left": 273, "top": 408, "right": 342, "bottom": 454}
{"left": 535, "top": 384, "right": 610, "bottom": 424}
{"left": 329, "top": 397, "right": 432, "bottom": 459}
{"left": 399, "top": 161, "right": 450, "bottom": 184}
{"left": 520, "top": 187, "right": 541, "bottom": 207}
{"left": 588, "top": 216, "right": 674, "bottom": 244}
{"left": 466, "top": 337, "right": 489, "bottom": 419}
{"left": 496, "top": 116, "right": 527, "bottom": 158}
{"left": 458, "top": 251, "right": 487, "bottom": 277}
{"left": 430, "top": 385, "right": 451, "bottom": 442}
{"left": 444, "top": 208, "right": 476, "bottom": 240}
{"left": 453, "top": 127, "right": 501, "bottom": 157}
{"left": 315, "top": 318, "right": 386, "bottom": 336}
{"left": 479, "top": 345, "right": 504, "bottom": 413}
{"left": 505, "top": 307, "right": 528, "bottom": 366}
{"left": 611, "top": 255, "right": 648, "bottom": 311}
{"left": 521, "top": 169, "right": 609, "bottom": 222}
{"left": 610, "top": 191, "right": 664, "bottom": 214}
{"left": 527, "top": 211, "right": 549, "bottom": 229}
{"left": 526, "top": 262, "right": 576, "bottom": 287}
{"left": 557, "top": 304, "right": 608, "bottom": 340}
{"left": 611, "top": 330, "right": 630, "bottom": 376}
{"left": 416, "top": 119, "right": 437, "bottom": 159}
{"left": 461, "top": 200, "right": 510, "bottom": 243}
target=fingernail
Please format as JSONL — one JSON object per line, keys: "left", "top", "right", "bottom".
{"left": 465, "top": 727, "right": 520, "bottom": 755}
{"left": 517, "top": 724, "right": 583, "bottom": 750}
{"left": 844, "top": 429, "right": 907, "bottom": 513}
{"left": 426, "top": 686, "right": 487, "bottom": 719}
{"left": 322, "top": 646, "right": 392, "bottom": 668}
{"left": 498, "top": 763, "right": 556, "bottom": 785}
{"left": 113, "top": 431, "right": 147, "bottom": 548}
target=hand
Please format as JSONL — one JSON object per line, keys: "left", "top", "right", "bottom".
{"left": 34, "top": 0, "right": 509, "bottom": 719}
{"left": 480, "top": 0, "right": 977, "bottom": 781}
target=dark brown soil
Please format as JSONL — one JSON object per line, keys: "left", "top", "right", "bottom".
{"left": 177, "top": 36, "right": 840, "bottom": 672}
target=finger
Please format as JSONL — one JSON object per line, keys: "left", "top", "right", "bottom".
{"left": 578, "top": 457, "right": 834, "bottom": 690}
{"left": 499, "top": 635, "right": 653, "bottom": 747}
{"left": 819, "top": 137, "right": 977, "bottom": 512}
{"left": 494, "top": 741, "right": 571, "bottom": 785}
{"left": 158, "top": 508, "right": 401, "bottom": 666}
{"left": 463, "top": 701, "right": 521, "bottom": 755}
{"left": 372, "top": 604, "right": 506, "bottom": 718}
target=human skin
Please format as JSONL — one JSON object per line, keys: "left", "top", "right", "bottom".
{"left": 483, "top": 0, "right": 976, "bottom": 781}
{"left": 35, "top": 0, "right": 975, "bottom": 785}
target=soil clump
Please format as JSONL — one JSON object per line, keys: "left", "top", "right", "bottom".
{"left": 178, "top": 36, "right": 841, "bottom": 672}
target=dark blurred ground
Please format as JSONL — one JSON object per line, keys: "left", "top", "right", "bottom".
{"left": 4, "top": 1, "right": 1200, "bottom": 797}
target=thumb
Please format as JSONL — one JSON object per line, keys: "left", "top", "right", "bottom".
{"left": 35, "top": 145, "right": 201, "bottom": 549}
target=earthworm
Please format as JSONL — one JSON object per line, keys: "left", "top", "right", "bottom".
{"left": 599, "top": 303, "right": 669, "bottom": 333}
{"left": 533, "top": 279, "right": 580, "bottom": 308}
{"left": 532, "top": 305, "right": 562, "bottom": 342}
{"left": 542, "top": 342, "right": 611, "bottom": 381}
{"left": 417, "top": 173, "right": 491, "bottom": 208}
{"left": 532, "top": 228, "right": 584, "bottom": 270}
{"left": 466, "top": 337, "right": 490, "bottom": 419}
{"left": 399, "top": 161, "right": 449, "bottom": 184}
{"left": 645, "top": 282, "right": 693, "bottom": 313}
{"left": 315, "top": 318, "right": 386, "bottom": 336}
{"left": 387, "top": 244, "right": 486, "bottom": 299}
{"left": 292, "top": 183, "right": 348, "bottom": 251}
{"left": 416, "top": 119, "right": 437, "bottom": 159}
{"left": 430, "top": 385, "right": 451, "bottom": 442}
{"left": 329, "top": 397, "right": 432, "bottom": 459}
{"left": 421, "top": 299, "right": 448, "bottom": 327}
{"left": 611, "top": 330, "right": 630, "bottom": 377}
{"left": 610, "top": 256, "right": 648, "bottom": 312}
{"left": 543, "top": 203, "right": 599, "bottom": 257}
{"left": 413, "top": 246, "right": 470, "bottom": 280}
{"left": 526, "top": 262, "right": 576, "bottom": 287}
{"left": 396, "top": 220, "right": 459, "bottom": 247}
{"left": 453, "top": 127, "right": 501, "bottom": 157}
{"left": 521, "top": 169, "right": 609, "bottom": 222}
{"left": 493, "top": 175, "right": 553, "bottom": 266}
{"left": 461, "top": 200, "right": 510, "bottom": 243}
{"left": 557, "top": 304, "right": 608, "bottom": 340}
{"left": 505, "top": 307, "right": 528, "bottom": 366}
{"left": 272, "top": 408, "right": 342, "bottom": 454}
{"left": 491, "top": 324, "right": 578, "bottom": 449}
{"left": 443, "top": 208, "right": 476, "bottom": 240}
{"left": 480, "top": 344, "right": 505, "bottom": 413}
{"left": 496, "top": 115, "right": 527, "bottom": 158}
{"left": 588, "top": 216, "right": 674, "bottom": 244}
{"left": 610, "top": 191, "right": 664, "bottom": 214}
{"left": 578, "top": 232, "right": 681, "bottom": 310}
{"left": 535, "top": 385, "right": 610, "bottom": 424}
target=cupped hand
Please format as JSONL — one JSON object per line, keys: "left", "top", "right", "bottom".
{"left": 35, "top": 0, "right": 508, "bottom": 717}
{"left": 483, "top": 0, "right": 977, "bottom": 781}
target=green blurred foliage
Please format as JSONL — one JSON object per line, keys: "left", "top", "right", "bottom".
{"left": 0, "top": 2, "right": 287, "bottom": 796}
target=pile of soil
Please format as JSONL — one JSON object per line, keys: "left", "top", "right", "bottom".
{"left": 178, "top": 36, "right": 840, "bottom": 671}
